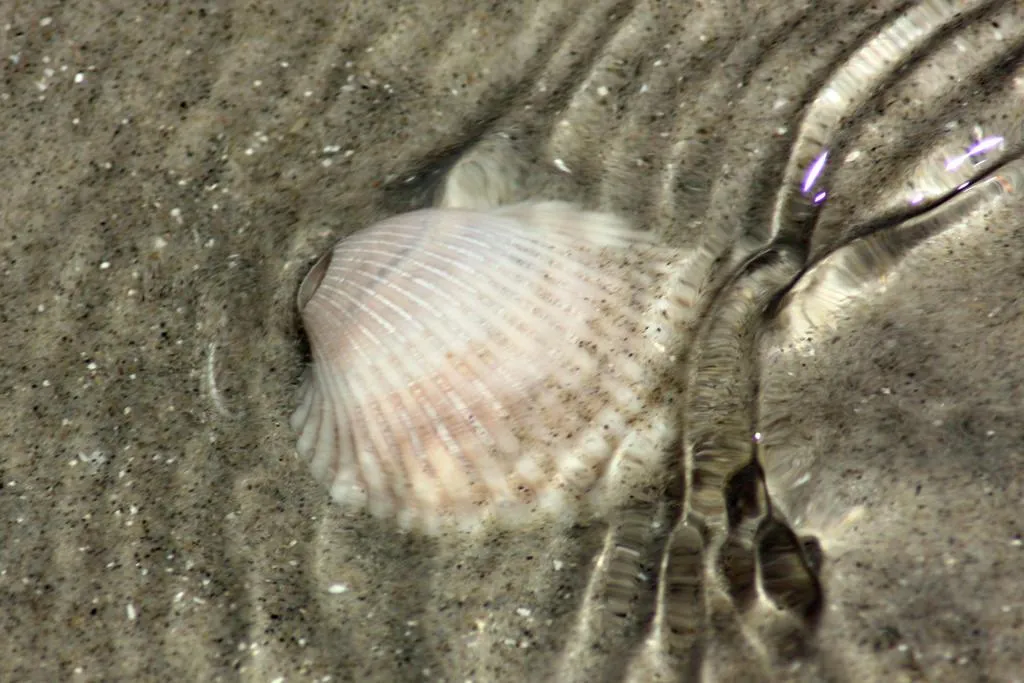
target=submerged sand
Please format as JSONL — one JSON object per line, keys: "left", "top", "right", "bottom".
{"left": 2, "top": 1, "right": 1022, "bottom": 681}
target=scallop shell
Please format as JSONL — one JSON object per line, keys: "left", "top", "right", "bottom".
{"left": 292, "top": 201, "right": 699, "bottom": 531}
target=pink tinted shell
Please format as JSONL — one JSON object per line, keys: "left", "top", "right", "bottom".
{"left": 292, "top": 202, "right": 698, "bottom": 532}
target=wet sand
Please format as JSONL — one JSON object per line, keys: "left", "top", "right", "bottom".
{"left": 2, "top": 1, "right": 1022, "bottom": 681}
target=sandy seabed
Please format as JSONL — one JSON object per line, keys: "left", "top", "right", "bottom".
{"left": 2, "top": 1, "right": 1022, "bottom": 681}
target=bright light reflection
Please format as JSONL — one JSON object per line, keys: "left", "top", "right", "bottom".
{"left": 945, "top": 136, "right": 1004, "bottom": 171}
{"left": 802, "top": 151, "right": 829, "bottom": 193}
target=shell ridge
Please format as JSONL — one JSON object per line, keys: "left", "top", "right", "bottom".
{"left": 424, "top": 223, "right": 603, "bottom": 366}
{"left": 332, "top": 241, "right": 547, "bottom": 421}
{"left": 294, "top": 375, "right": 325, "bottom": 461}
{"left": 295, "top": 202, "right": 705, "bottom": 531}
{"left": 365, "top": 306, "right": 516, "bottom": 513}
{"left": 307, "top": 358, "right": 363, "bottom": 497}
{"left": 309, "top": 364, "right": 343, "bottom": 482}
{"left": 376, "top": 230, "right": 580, "bottom": 389}
{"left": 352, "top": 216, "right": 600, "bottom": 513}
{"left": 309, "top": 289, "right": 422, "bottom": 514}
{"left": 318, "top": 268, "right": 514, "bottom": 517}
{"left": 290, "top": 370, "right": 317, "bottom": 434}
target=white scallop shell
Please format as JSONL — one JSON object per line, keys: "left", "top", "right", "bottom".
{"left": 292, "top": 201, "right": 700, "bottom": 532}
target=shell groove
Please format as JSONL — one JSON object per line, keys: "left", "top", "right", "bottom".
{"left": 292, "top": 202, "right": 700, "bottom": 531}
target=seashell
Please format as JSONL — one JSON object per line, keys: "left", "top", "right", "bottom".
{"left": 292, "top": 201, "right": 701, "bottom": 532}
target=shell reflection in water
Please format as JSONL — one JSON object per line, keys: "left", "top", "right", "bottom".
{"left": 292, "top": 201, "right": 700, "bottom": 532}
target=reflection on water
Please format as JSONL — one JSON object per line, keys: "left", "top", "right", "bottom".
{"left": 544, "top": 0, "right": 1024, "bottom": 679}
{"left": 292, "top": 0, "right": 1022, "bottom": 680}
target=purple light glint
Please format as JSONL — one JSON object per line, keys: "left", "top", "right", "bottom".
{"left": 946, "top": 136, "right": 1004, "bottom": 171}
{"left": 802, "top": 151, "right": 829, "bottom": 193}
{"left": 813, "top": 191, "right": 827, "bottom": 204}
{"left": 966, "top": 136, "right": 1004, "bottom": 157}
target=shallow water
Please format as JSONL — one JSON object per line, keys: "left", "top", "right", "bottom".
{"left": 2, "top": 0, "right": 1022, "bottom": 681}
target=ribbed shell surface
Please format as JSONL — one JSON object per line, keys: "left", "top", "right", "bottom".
{"left": 292, "top": 202, "right": 699, "bottom": 531}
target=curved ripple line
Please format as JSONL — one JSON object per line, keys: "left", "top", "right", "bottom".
{"left": 769, "top": 0, "right": 989, "bottom": 249}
